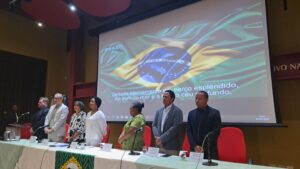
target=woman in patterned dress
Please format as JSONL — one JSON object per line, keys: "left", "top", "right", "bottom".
{"left": 67, "top": 101, "right": 86, "bottom": 142}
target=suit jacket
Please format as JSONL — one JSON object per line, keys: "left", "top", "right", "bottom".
{"left": 44, "top": 104, "right": 69, "bottom": 142}
{"left": 152, "top": 104, "right": 183, "bottom": 151}
{"left": 32, "top": 107, "right": 49, "bottom": 139}
{"left": 187, "top": 106, "right": 221, "bottom": 159}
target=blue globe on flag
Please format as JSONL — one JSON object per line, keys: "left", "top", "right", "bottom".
{"left": 138, "top": 47, "right": 192, "bottom": 83}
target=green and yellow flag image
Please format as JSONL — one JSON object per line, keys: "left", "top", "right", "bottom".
{"left": 55, "top": 151, "right": 94, "bottom": 169}
{"left": 112, "top": 41, "right": 238, "bottom": 90}
{"left": 99, "top": 1, "right": 269, "bottom": 98}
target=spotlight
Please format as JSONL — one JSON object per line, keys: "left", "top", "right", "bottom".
{"left": 69, "top": 4, "right": 76, "bottom": 12}
{"left": 37, "top": 22, "right": 43, "bottom": 27}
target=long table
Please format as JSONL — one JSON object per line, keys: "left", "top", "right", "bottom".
{"left": 0, "top": 140, "right": 284, "bottom": 169}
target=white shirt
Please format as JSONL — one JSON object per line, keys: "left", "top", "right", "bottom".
{"left": 85, "top": 110, "right": 107, "bottom": 146}
{"left": 161, "top": 104, "right": 172, "bottom": 132}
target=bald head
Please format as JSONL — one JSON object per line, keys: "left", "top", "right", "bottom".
{"left": 53, "top": 93, "right": 63, "bottom": 106}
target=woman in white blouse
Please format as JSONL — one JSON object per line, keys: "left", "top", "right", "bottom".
{"left": 85, "top": 97, "right": 107, "bottom": 146}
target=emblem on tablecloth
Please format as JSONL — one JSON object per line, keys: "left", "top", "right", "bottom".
{"left": 61, "top": 156, "right": 82, "bottom": 169}
{"left": 55, "top": 151, "right": 94, "bottom": 169}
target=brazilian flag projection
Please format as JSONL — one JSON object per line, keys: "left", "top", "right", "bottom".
{"left": 55, "top": 151, "right": 94, "bottom": 169}
{"left": 99, "top": 1, "right": 269, "bottom": 98}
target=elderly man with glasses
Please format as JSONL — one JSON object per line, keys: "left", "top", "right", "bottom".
{"left": 44, "top": 93, "right": 69, "bottom": 142}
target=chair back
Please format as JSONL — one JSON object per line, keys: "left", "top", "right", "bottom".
{"left": 217, "top": 127, "right": 247, "bottom": 163}
{"left": 181, "top": 133, "right": 190, "bottom": 156}
{"left": 143, "top": 125, "right": 152, "bottom": 148}
{"left": 64, "top": 123, "right": 70, "bottom": 143}
{"left": 102, "top": 126, "right": 110, "bottom": 143}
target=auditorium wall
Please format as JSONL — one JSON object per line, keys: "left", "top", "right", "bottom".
{"left": 241, "top": 0, "right": 300, "bottom": 168}
{"left": 81, "top": 0, "right": 300, "bottom": 168}
{"left": 0, "top": 9, "right": 69, "bottom": 97}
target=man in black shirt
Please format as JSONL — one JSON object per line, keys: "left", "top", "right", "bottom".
{"left": 187, "top": 91, "right": 221, "bottom": 159}
{"left": 31, "top": 97, "right": 49, "bottom": 140}
{"left": 0, "top": 107, "right": 18, "bottom": 139}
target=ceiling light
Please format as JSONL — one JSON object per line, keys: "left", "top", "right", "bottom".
{"left": 69, "top": 4, "right": 76, "bottom": 12}
{"left": 37, "top": 22, "right": 43, "bottom": 27}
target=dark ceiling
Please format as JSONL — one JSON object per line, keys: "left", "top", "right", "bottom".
{"left": 0, "top": 0, "right": 201, "bottom": 36}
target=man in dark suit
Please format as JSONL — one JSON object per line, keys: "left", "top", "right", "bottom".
{"left": 31, "top": 97, "right": 49, "bottom": 140}
{"left": 187, "top": 90, "right": 221, "bottom": 159}
{"left": 152, "top": 90, "right": 183, "bottom": 155}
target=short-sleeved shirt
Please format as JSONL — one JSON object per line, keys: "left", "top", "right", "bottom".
{"left": 122, "top": 114, "right": 145, "bottom": 151}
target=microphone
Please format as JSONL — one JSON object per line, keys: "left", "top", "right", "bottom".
{"left": 33, "top": 125, "right": 49, "bottom": 137}
{"left": 19, "top": 112, "right": 30, "bottom": 116}
{"left": 67, "top": 130, "right": 74, "bottom": 148}
{"left": 17, "top": 112, "right": 30, "bottom": 123}
{"left": 18, "top": 112, "right": 30, "bottom": 120}
{"left": 128, "top": 127, "right": 143, "bottom": 155}
{"left": 201, "top": 128, "right": 220, "bottom": 166}
{"left": 135, "top": 127, "right": 143, "bottom": 133}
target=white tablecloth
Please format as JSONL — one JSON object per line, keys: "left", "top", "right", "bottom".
{"left": 12, "top": 141, "right": 124, "bottom": 169}
{"left": 0, "top": 140, "right": 285, "bottom": 169}
{"left": 121, "top": 152, "right": 284, "bottom": 169}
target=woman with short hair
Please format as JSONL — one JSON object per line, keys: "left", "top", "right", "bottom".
{"left": 67, "top": 101, "right": 86, "bottom": 142}
{"left": 118, "top": 101, "right": 146, "bottom": 151}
